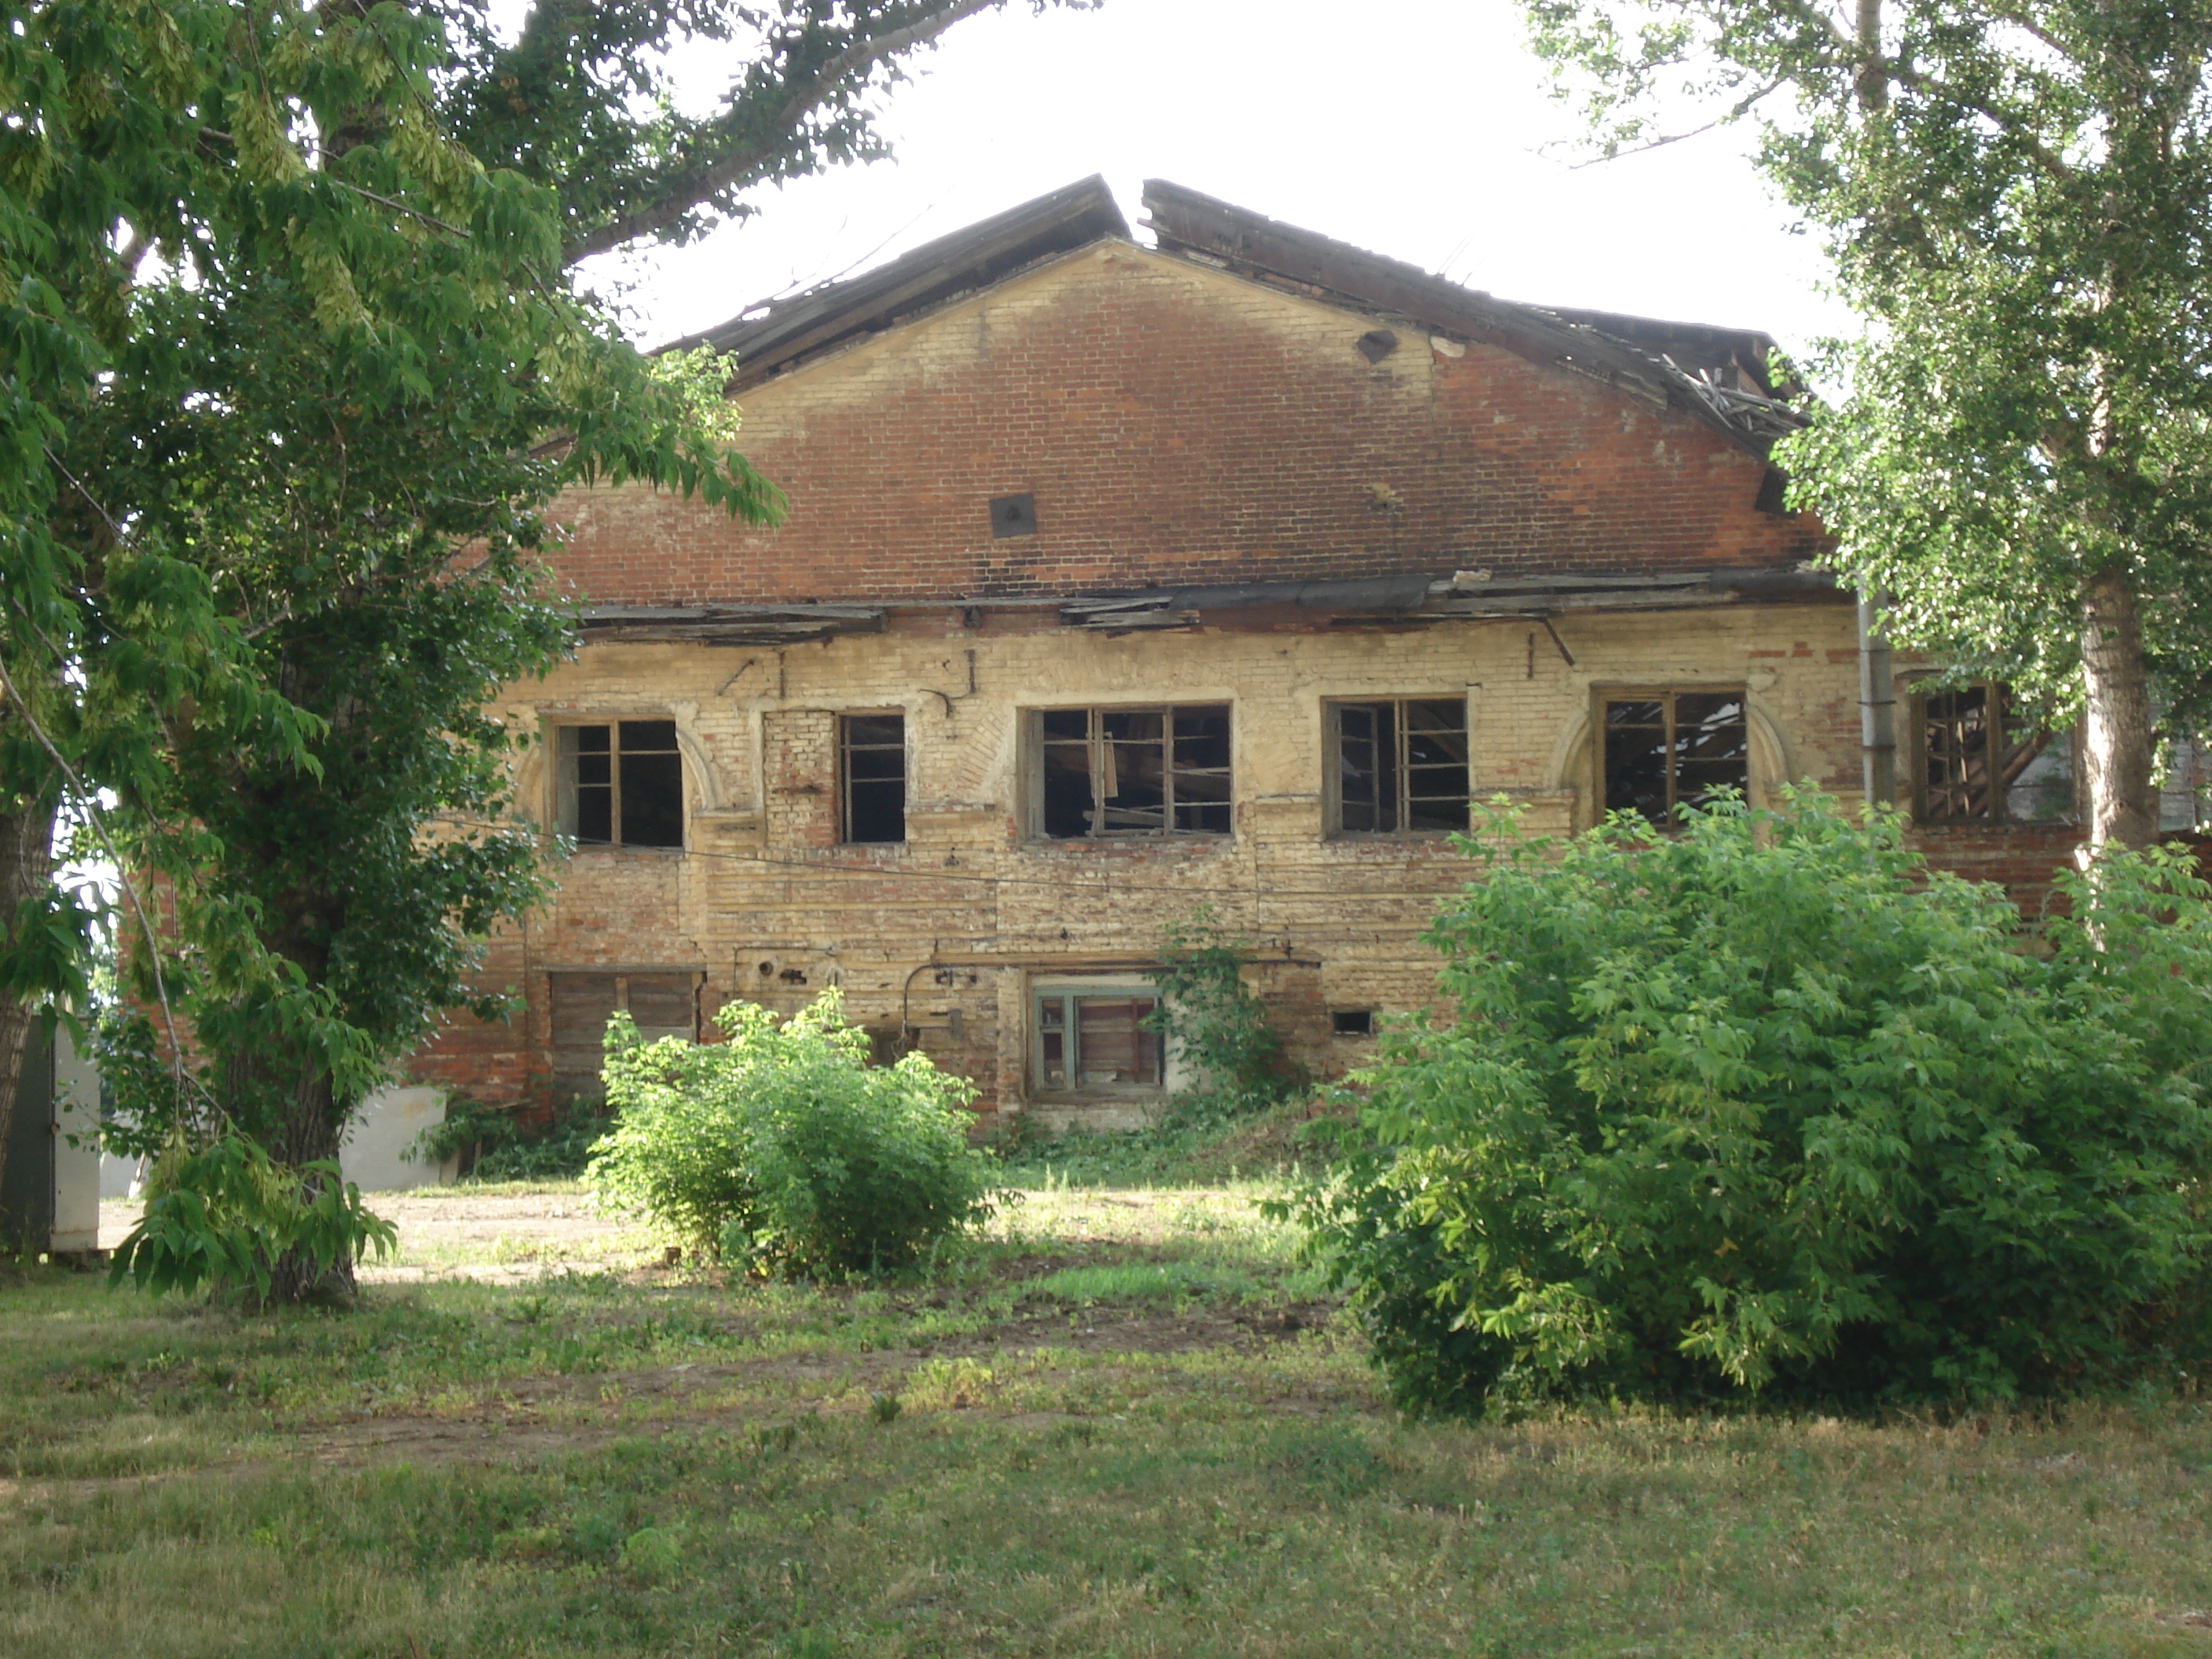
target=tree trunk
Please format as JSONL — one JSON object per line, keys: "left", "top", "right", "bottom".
{"left": 2080, "top": 564, "right": 2158, "bottom": 848}
{"left": 0, "top": 785, "right": 57, "bottom": 1162}
{"left": 227, "top": 1042, "right": 359, "bottom": 1306}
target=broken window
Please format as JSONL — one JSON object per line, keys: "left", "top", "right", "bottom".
{"left": 1329, "top": 698, "right": 1470, "bottom": 833}
{"left": 839, "top": 712, "right": 906, "bottom": 844}
{"left": 1600, "top": 690, "right": 1749, "bottom": 827}
{"left": 1920, "top": 684, "right": 2067, "bottom": 822}
{"left": 1034, "top": 987, "right": 1163, "bottom": 1093}
{"left": 1033, "top": 705, "right": 1232, "bottom": 838}
{"left": 555, "top": 720, "right": 684, "bottom": 848}
{"left": 547, "top": 971, "right": 699, "bottom": 1105}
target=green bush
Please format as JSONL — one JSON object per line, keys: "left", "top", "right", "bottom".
{"left": 1144, "top": 906, "right": 1307, "bottom": 1109}
{"left": 1301, "top": 789, "right": 2212, "bottom": 1412}
{"left": 108, "top": 1130, "right": 396, "bottom": 1301}
{"left": 586, "top": 990, "right": 999, "bottom": 1276}
{"left": 408, "top": 1093, "right": 606, "bottom": 1181}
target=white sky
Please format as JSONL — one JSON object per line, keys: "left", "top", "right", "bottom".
{"left": 579, "top": 0, "right": 1856, "bottom": 358}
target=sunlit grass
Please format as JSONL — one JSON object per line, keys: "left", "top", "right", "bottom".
{"left": 10, "top": 1175, "right": 2212, "bottom": 1657}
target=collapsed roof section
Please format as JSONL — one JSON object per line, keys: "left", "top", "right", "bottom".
{"left": 669, "top": 175, "right": 1804, "bottom": 456}
{"left": 1137, "top": 181, "right": 1801, "bottom": 456}
{"left": 577, "top": 566, "right": 1841, "bottom": 648}
{"left": 660, "top": 175, "right": 1130, "bottom": 390}
{"left": 1060, "top": 566, "right": 1839, "bottom": 635}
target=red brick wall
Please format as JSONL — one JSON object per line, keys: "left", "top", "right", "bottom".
{"left": 1910, "top": 824, "right": 2086, "bottom": 916}
{"left": 547, "top": 244, "right": 1826, "bottom": 606}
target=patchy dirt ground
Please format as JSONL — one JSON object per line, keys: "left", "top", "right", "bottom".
{"left": 101, "top": 1185, "right": 1288, "bottom": 1284}
{"left": 100, "top": 1190, "right": 641, "bottom": 1284}
{"left": 68, "top": 1183, "right": 1351, "bottom": 1481}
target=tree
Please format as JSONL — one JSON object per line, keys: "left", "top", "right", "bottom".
{"left": 2, "top": 0, "right": 1079, "bottom": 1287}
{"left": 440, "top": 0, "right": 1096, "bottom": 267}
{"left": 1522, "top": 0, "right": 2212, "bottom": 847}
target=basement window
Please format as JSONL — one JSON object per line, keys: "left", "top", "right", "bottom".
{"left": 1599, "top": 690, "right": 1749, "bottom": 827}
{"left": 1034, "top": 984, "right": 1163, "bottom": 1094}
{"left": 1331, "top": 1009, "right": 1375, "bottom": 1037}
{"left": 1328, "top": 698, "right": 1470, "bottom": 833}
{"left": 555, "top": 720, "right": 684, "bottom": 848}
{"left": 1919, "top": 684, "right": 2067, "bottom": 822}
{"left": 839, "top": 712, "right": 906, "bottom": 844}
{"left": 1031, "top": 705, "right": 1232, "bottom": 838}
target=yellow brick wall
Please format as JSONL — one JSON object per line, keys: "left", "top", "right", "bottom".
{"left": 449, "top": 599, "right": 1865, "bottom": 1126}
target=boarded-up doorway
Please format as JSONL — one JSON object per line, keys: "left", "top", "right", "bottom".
{"left": 547, "top": 971, "right": 701, "bottom": 1105}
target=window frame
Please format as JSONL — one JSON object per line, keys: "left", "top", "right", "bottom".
{"left": 1914, "top": 682, "right": 2064, "bottom": 825}
{"left": 1023, "top": 703, "right": 1235, "bottom": 840}
{"left": 551, "top": 718, "right": 687, "bottom": 850}
{"left": 1029, "top": 976, "right": 1166, "bottom": 1097}
{"left": 1591, "top": 685, "right": 1752, "bottom": 830}
{"left": 1324, "top": 695, "right": 1471, "bottom": 836}
{"left": 837, "top": 710, "right": 908, "bottom": 845}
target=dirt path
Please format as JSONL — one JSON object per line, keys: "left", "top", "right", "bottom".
{"left": 98, "top": 1190, "right": 639, "bottom": 1284}
{"left": 98, "top": 1185, "right": 1281, "bottom": 1283}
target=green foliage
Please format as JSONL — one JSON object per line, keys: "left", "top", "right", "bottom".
{"left": 999, "top": 1093, "right": 1344, "bottom": 1191}
{"left": 105, "top": 1132, "right": 394, "bottom": 1302}
{"left": 588, "top": 990, "right": 1000, "bottom": 1276}
{"left": 1303, "top": 791, "right": 2212, "bottom": 1412}
{"left": 88, "top": 1005, "right": 194, "bottom": 1164}
{"left": 1145, "top": 908, "right": 1306, "bottom": 1108}
{"left": 410, "top": 1094, "right": 608, "bottom": 1183}
{"left": 1, "top": 1, "right": 775, "bottom": 1184}
{"left": 1517, "top": 0, "right": 2212, "bottom": 837}
{"left": 441, "top": 0, "right": 1099, "bottom": 264}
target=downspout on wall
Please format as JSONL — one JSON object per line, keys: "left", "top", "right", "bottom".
{"left": 1858, "top": 591, "right": 1897, "bottom": 809}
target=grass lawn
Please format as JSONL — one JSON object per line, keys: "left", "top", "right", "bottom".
{"left": 6, "top": 1142, "right": 2212, "bottom": 1657}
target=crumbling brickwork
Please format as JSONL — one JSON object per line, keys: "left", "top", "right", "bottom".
{"left": 429, "top": 600, "right": 1905, "bottom": 1127}
{"left": 410, "top": 233, "right": 2086, "bottom": 1130}
{"left": 546, "top": 244, "right": 1821, "bottom": 607}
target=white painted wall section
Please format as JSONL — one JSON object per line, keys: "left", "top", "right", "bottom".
{"left": 51, "top": 1024, "right": 101, "bottom": 1254}
{"left": 339, "top": 1085, "right": 456, "bottom": 1192}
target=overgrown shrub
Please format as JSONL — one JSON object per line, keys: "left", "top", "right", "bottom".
{"left": 94, "top": 1007, "right": 395, "bottom": 1302}
{"left": 108, "top": 1130, "right": 395, "bottom": 1302}
{"left": 1300, "top": 789, "right": 2212, "bottom": 1412}
{"left": 1146, "top": 907, "right": 1307, "bottom": 1108}
{"left": 586, "top": 990, "right": 999, "bottom": 1276}
{"left": 409, "top": 1093, "right": 606, "bottom": 1181}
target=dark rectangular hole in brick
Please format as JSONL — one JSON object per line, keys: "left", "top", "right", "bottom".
{"left": 1331, "top": 1009, "right": 1374, "bottom": 1037}
{"left": 990, "top": 493, "right": 1037, "bottom": 538}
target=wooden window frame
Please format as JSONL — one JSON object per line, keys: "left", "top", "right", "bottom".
{"left": 1324, "top": 695, "right": 1471, "bottom": 836}
{"left": 1592, "top": 685, "right": 1752, "bottom": 830}
{"left": 1023, "top": 704, "right": 1234, "bottom": 840}
{"left": 837, "top": 711, "right": 907, "bottom": 845}
{"left": 1914, "top": 682, "right": 2062, "bottom": 825}
{"left": 1030, "top": 977, "right": 1165, "bottom": 1097}
{"left": 552, "top": 719, "right": 686, "bottom": 850}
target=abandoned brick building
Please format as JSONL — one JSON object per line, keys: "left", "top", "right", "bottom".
{"left": 415, "top": 177, "right": 2101, "bottom": 1130}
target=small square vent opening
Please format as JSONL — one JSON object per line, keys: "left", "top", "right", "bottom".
{"left": 990, "top": 493, "right": 1038, "bottom": 539}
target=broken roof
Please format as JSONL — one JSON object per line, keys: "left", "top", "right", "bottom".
{"left": 657, "top": 174, "right": 1129, "bottom": 380}
{"left": 670, "top": 176, "right": 1804, "bottom": 456}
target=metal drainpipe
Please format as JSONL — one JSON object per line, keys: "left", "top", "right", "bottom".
{"left": 1858, "top": 590, "right": 1897, "bottom": 811}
